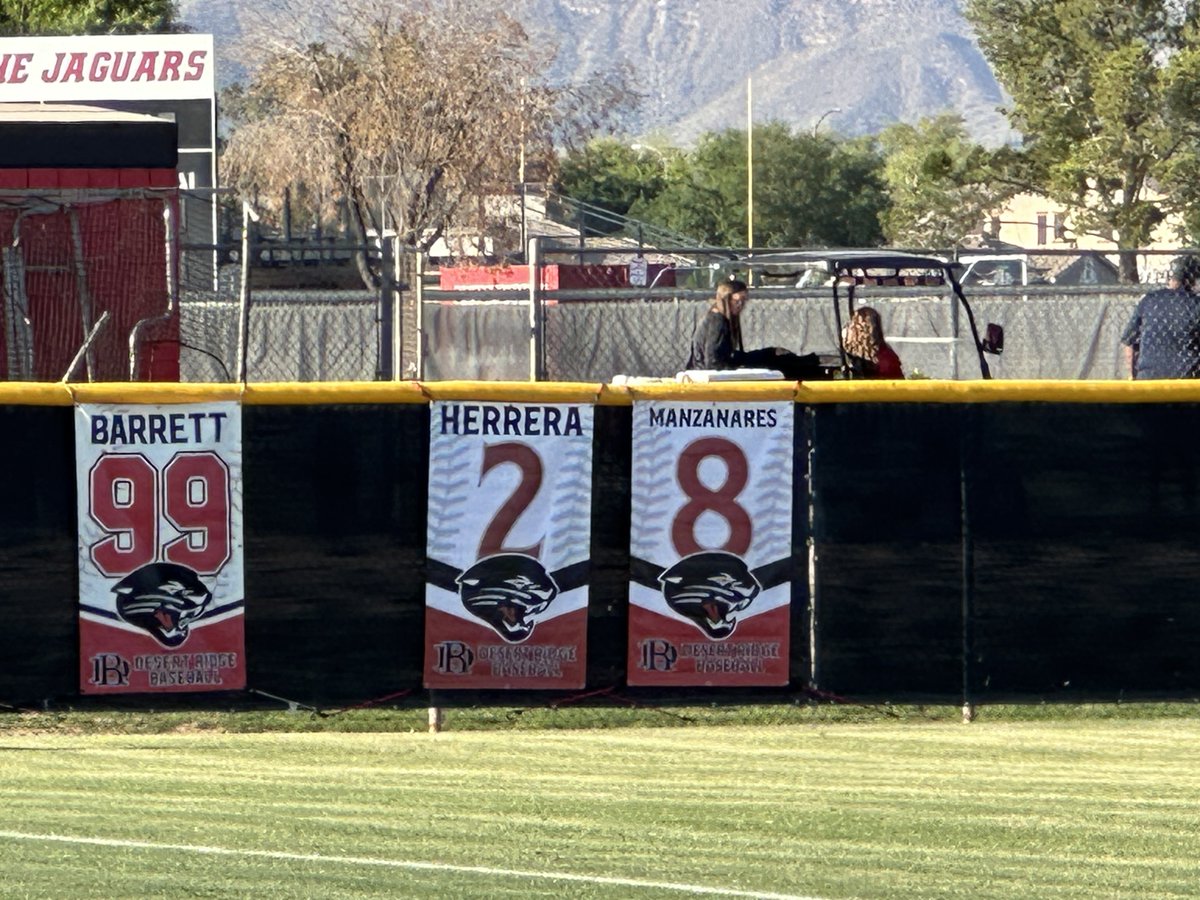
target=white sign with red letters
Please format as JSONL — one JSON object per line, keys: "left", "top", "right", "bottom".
{"left": 0, "top": 34, "right": 213, "bottom": 101}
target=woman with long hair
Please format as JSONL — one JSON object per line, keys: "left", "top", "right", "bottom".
{"left": 688, "top": 280, "right": 750, "bottom": 370}
{"left": 687, "top": 279, "right": 818, "bottom": 378}
{"left": 843, "top": 306, "right": 904, "bottom": 378}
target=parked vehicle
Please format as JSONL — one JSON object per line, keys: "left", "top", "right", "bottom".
{"left": 743, "top": 250, "right": 1004, "bottom": 379}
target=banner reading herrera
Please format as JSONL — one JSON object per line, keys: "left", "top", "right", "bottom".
{"left": 425, "top": 401, "right": 594, "bottom": 689}
{"left": 627, "top": 400, "right": 794, "bottom": 686}
{"left": 75, "top": 402, "right": 245, "bottom": 694}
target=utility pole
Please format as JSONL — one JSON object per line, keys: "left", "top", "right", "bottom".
{"left": 746, "top": 76, "right": 754, "bottom": 252}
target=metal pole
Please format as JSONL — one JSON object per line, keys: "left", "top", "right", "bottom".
{"left": 235, "top": 201, "right": 258, "bottom": 384}
{"left": 378, "top": 233, "right": 394, "bottom": 380}
{"left": 128, "top": 200, "right": 179, "bottom": 380}
{"left": 951, "top": 282, "right": 961, "bottom": 380}
{"left": 415, "top": 250, "right": 426, "bottom": 380}
{"left": 746, "top": 77, "right": 754, "bottom": 253}
{"left": 392, "top": 236, "right": 403, "bottom": 380}
{"left": 528, "top": 236, "right": 540, "bottom": 381}
{"left": 63, "top": 310, "right": 110, "bottom": 383}
{"left": 577, "top": 207, "right": 585, "bottom": 265}
{"left": 67, "top": 210, "right": 97, "bottom": 381}
{"left": 520, "top": 181, "right": 528, "bottom": 263}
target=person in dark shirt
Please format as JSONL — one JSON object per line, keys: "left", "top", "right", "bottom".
{"left": 688, "top": 280, "right": 749, "bottom": 369}
{"left": 1121, "top": 255, "right": 1200, "bottom": 379}
{"left": 687, "top": 279, "right": 816, "bottom": 377}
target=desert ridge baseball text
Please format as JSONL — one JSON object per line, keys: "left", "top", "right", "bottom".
{"left": 75, "top": 401, "right": 246, "bottom": 693}
{"left": 424, "top": 401, "right": 594, "bottom": 689}
{"left": 627, "top": 400, "right": 794, "bottom": 686}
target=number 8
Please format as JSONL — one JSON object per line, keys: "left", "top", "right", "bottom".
{"left": 671, "top": 437, "right": 753, "bottom": 556}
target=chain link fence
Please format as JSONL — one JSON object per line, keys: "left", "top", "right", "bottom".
{"left": 1, "top": 190, "right": 1192, "bottom": 386}
{"left": 174, "top": 187, "right": 388, "bottom": 383}
{"left": 0, "top": 187, "right": 176, "bottom": 382}
{"left": 423, "top": 245, "right": 1165, "bottom": 382}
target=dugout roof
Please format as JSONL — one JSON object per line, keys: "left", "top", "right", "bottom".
{"left": 0, "top": 102, "right": 176, "bottom": 168}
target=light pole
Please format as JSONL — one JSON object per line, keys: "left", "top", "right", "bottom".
{"left": 812, "top": 107, "right": 842, "bottom": 137}
{"left": 747, "top": 77, "right": 754, "bottom": 252}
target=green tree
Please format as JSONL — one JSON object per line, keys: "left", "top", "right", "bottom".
{"left": 0, "top": 0, "right": 176, "bottom": 33}
{"left": 630, "top": 128, "right": 746, "bottom": 244}
{"left": 878, "top": 114, "right": 1016, "bottom": 248}
{"left": 632, "top": 123, "right": 886, "bottom": 247}
{"left": 966, "top": 0, "right": 1200, "bottom": 281}
{"left": 555, "top": 138, "right": 674, "bottom": 233}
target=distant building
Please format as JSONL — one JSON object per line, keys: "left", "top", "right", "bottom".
{"left": 978, "top": 192, "right": 1187, "bottom": 283}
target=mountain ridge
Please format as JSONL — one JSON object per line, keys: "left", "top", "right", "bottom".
{"left": 178, "top": 0, "right": 1018, "bottom": 147}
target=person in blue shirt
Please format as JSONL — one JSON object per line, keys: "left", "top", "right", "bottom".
{"left": 1121, "top": 255, "right": 1200, "bottom": 379}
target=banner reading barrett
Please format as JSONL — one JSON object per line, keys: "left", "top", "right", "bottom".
{"left": 425, "top": 401, "right": 594, "bottom": 689}
{"left": 628, "top": 400, "right": 794, "bottom": 686}
{"left": 75, "top": 402, "right": 245, "bottom": 694}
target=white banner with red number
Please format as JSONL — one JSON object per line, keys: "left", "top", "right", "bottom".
{"left": 627, "top": 400, "right": 794, "bottom": 686}
{"left": 425, "top": 401, "right": 593, "bottom": 689}
{"left": 75, "top": 402, "right": 245, "bottom": 694}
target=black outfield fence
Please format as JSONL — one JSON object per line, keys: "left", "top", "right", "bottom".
{"left": 4, "top": 381, "right": 1200, "bottom": 709}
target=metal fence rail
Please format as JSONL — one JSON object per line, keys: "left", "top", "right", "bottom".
{"left": 424, "top": 283, "right": 1146, "bottom": 383}
{"left": 0, "top": 195, "right": 1185, "bottom": 386}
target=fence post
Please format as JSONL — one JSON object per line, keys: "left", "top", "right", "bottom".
{"left": 392, "top": 236, "right": 403, "bottom": 380}
{"left": 528, "top": 236, "right": 541, "bottom": 381}
{"left": 415, "top": 250, "right": 425, "bottom": 380}
{"left": 235, "top": 201, "right": 259, "bottom": 384}
{"left": 377, "top": 234, "right": 394, "bottom": 380}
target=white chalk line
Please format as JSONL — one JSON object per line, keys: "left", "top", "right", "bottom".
{"left": 0, "top": 830, "right": 821, "bottom": 900}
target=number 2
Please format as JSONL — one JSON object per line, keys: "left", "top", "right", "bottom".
{"left": 477, "top": 441, "right": 544, "bottom": 558}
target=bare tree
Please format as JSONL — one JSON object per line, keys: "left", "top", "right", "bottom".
{"left": 221, "top": 0, "right": 636, "bottom": 288}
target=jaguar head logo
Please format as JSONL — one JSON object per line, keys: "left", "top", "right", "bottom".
{"left": 659, "top": 551, "right": 761, "bottom": 639}
{"left": 113, "top": 562, "right": 213, "bottom": 648}
{"left": 457, "top": 554, "right": 559, "bottom": 643}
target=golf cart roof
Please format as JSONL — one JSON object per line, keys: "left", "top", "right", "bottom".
{"left": 744, "top": 249, "right": 955, "bottom": 274}
{"left": 743, "top": 250, "right": 956, "bottom": 287}
{"left": 737, "top": 249, "right": 999, "bottom": 379}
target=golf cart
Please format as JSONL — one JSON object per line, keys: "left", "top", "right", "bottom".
{"left": 742, "top": 250, "right": 1004, "bottom": 380}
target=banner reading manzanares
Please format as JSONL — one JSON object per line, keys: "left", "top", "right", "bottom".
{"left": 628, "top": 400, "right": 794, "bottom": 686}
{"left": 425, "top": 401, "right": 594, "bottom": 689}
{"left": 76, "top": 402, "right": 245, "bottom": 694}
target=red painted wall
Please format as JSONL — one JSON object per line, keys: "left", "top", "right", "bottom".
{"left": 0, "top": 166, "right": 178, "bottom": 381}
{"left": 439, "top": 263, "right": 677, "bottom": 291}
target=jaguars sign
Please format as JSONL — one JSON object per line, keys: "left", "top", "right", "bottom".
{"left": 627, "top": 400, "right": 794, "bottom": 686}
{"left": 75, "top": 402, "right": 246, "bottom": 694}
{"left": 424, "top": 401, "right": 594, "bottom": 689}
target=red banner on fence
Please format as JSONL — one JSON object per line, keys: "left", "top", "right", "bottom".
{"left": 424, "top": 401, "right": 594, "bottom": 689}
{"left": 627, "top": 400, "right": 794, "bottom": 686}
{"left": 75, "top": 401, "right": 246, "bottom": 693}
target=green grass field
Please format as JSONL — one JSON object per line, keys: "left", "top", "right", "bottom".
{"left": 1, "top": 705, "right": 1198, "bottom": 898}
